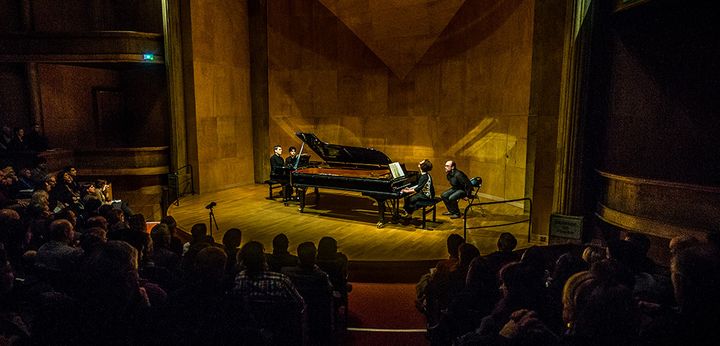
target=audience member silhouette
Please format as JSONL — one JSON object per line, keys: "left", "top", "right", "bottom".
{"left": 222, "top": 227, "right": 242, "bottom": 281}
{"left": 163, "top": 246, "right": 259, "bottom": 345}
{"left": 283, "top": 242, "right": 334, "bottom": 345}
{"left": 267, "top": 233, "right": 299, "bottom": 272}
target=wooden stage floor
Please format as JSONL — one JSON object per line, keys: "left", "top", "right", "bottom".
{"left": 167, "top": 184, "right": 533, "bottom": 262}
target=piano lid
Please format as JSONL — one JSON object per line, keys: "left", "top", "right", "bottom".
{"left": 295, "top": 132, "right": 392, "bottom": 166}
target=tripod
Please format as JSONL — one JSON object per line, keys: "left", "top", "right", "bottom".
{"left": 208, "top": 205, "right": 219, "bottom": 239}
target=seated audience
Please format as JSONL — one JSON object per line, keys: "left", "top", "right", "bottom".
{"left": 267, "top": 233, "right": 299, "bottom": 272}
{"left": 35, "top": 219, "right": 82, "bottom": 274}
{"left": 283, "top": 242, "right": 335, "bottom": 344}
{"left": 163, "top": 246, "right": 259, "bottom": 345}
{"left": 161, "top": 215, "right": 184, "bottom": 255}
{"left": 485, "top": 232, "right": 521, "bottom": 276}
{"left": 222, "top": 228, "right": 242, "bottom": 285}
{"left": 233, "top": 241, "right": 305, "bottom": 345}
{"left": 317, "top": 236, "right": 351, "bottom": 312}
{"left": 416, "top": 233, "right": 465, "bottom": 315}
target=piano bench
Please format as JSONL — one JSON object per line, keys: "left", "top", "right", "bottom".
{"left": 264, "top": 179, "right": 284, "bottom": 200}
{"left": 416, "top": 197, "right": 442, "bottom": 229}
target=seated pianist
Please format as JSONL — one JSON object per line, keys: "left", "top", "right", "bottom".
{"left": 400, "top": 159, "right": 434, "bottom": 219}
{"left": 270, "top": 144, "right": 292, "bottom": 201}
{"left": 285, "top": 146, "right": 298, "bottom": 166}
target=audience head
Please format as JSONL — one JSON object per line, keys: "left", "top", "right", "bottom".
{"left": 589, "top": 258, "right": 635, "bottom": 290}
{"left": 458, "top": 243, "right": 480, "bottom": 267}
{"left": 93, "top": 179, "right": 108, "bottom": 190}
{"left": 562, "top": 271, "right": 593, "bottom": 326}
{"left": 83, "top": 198, "right": 103, "bottom": 214}
{"left": 551, "top": 252, "right": 588, "bottom": 288}
{"left": 669, "top": 235, "right": 700, "bottom": 256}
{"left": 624, "top": 232, "right": 651, "bottom": 256}
{"left": 581, "top": 245, "right": 606, "bottom": 266}
{"left": 671, "top": 244, "right": 720, "bottom": 317}
{"left": 498, "top": 232, "right": 518, "bottom": 252}
{"left": 297, "top": 242, "right": 317, "bottom": 268}
{"left": 127, "top": 214, "right": 147, "bottom": 234}
{"left": 317, "top": 236, "right": 338, "bottom": 259}
{"left": 57, "top": 170, "right": 72, "bottom": 185}
{"left": 194, "top": 246, "right": 227, "bottom": 283}
{"left": 499, "top": 262, "right": 540, "bottom": 301}
{"left": 79, "top": 227, "right": 107, "bottom": 253}
{"left": 567, "top": 274, "right": 638, "bottom": 343}
{"left": 124, "top": 230, "right": 151, "bottom": 263}
{"left": 41, "top": 174, "right": 56, "bottom": 191}
{"left": 98, "top": 204, "right": 114, "bottom": 220}
{"left": 160, "top": 215, "right": 178, "bottom": 235}
{"left": 106, "top": 208, "right": 125, "bottom": 226}
{"left": 222, "top": 228, "right": 242, "bottom": 250}
{"left": 49, "top": 219, "right": 74, "bottom": 243}
{"left": 31, "top": 190, "right": 50, "bottom": 206}
{"left": 150, "top": 223, "right": 171, "bottom": 248}
{"left": 54, "top": 208, "right": 77, "bottom": 227}
{"left": 446, "top": 233, "right": 465, "bottom": 258}
{"left": 190, "top": 223, "right": 208, "bottom": 242}
{"left": 63, "top": 166, "right": 78, "bottom": 178}
{"left": 85, "top": 216, "right": 108, "bottom": 231}
{"left": 606, "top": 239, "right": 642, "bottom": 273}
{"left": 272, "top": 233, "right": 290, "bottom": 254}
{"left": 239, "top": 241, "right": 266, "bottom": 275}
{"left": 83, "top": 241, "right": 140, "bottom": 302}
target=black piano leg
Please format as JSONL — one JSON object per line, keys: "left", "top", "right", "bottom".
{"left": 297, "top": 188, "right": 306, "bottom": 212}
{"left": 376, "top": 198, "right": 387, "bottom": 228}
{"left": 390, "top": 199, "right": 401, "bottom": 224}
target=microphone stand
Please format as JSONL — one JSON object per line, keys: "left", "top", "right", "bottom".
{"left": 208, "top": 205, "right": 219, "bottom": 240}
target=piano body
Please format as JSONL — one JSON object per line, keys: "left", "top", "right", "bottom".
{"left": 291, "top": 132, "right": 418, "bottom": 228}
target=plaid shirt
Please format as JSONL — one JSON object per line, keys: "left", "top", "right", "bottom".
{"left": 233, "top": 270, "right": 304, "bottom": 308}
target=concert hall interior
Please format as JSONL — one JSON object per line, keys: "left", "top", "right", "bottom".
{"left": 1, "top": 0, "right": 719, "bottom": 345}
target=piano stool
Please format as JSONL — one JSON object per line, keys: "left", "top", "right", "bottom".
{"left": 264, "top": 179, "right": 285, "bottom": 200}
{"left": 415, "top": 197, "right": 443, "bottom": 229}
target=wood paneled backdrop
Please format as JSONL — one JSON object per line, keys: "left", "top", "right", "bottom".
{"left": 266, "top": 0, "right": 533, "bottom": 200}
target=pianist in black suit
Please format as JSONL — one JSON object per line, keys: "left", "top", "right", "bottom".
{"left": 270, "top": 145, "right": 292, "bottom": 200}
{"left": 441, "top": 160, "right": 472, "bottom": 219}
{"left": 285, "top": 146, "right": 297, "bottom": 167}
{"left": 270, "top": 145, "right": 285, "bottom": 172}
{"left": 401, "top": 159, "right": 435, "bottom": 218}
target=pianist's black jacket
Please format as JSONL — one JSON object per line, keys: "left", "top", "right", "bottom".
{"left": 446, "top": 169, "right": 472, "bottom": 196}
{"left": 270, "top": 154, "right": 285, "bottom": 175}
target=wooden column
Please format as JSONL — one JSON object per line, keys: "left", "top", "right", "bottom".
{"left": 248, "top": 0, "right": 269, "bottom": 184}
{"left": 526, "top": 0, "right": 569, "bottom": 241}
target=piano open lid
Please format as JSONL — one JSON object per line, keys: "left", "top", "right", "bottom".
{"left": 296, "top": 132, "right": 392, "bottom": 166}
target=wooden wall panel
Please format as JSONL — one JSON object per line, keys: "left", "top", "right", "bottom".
{"left": 121, "top": 66, "right": 169, "bottom": 147}
{"left": 32, "top": 0, "right": 162, "bottom": 32}
{"left": 0, "top": 0, "right": 22, "bottom": 31}
{"left": 38, "top": 64, "right": 120, "bottom": 149}
{"left": 267, "top": 0, "right": 533, "bottom": 200}
{"left": 189, "top": 0, "right": 253, "bottom": 192}
{"left": 0, "top": 63, "right": 31, "bottom": 128}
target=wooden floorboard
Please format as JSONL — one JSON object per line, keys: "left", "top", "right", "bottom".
{"left": 168, "top": 184, "right": 533, "bottom": 262}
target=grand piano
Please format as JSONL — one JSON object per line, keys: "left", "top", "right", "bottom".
{"left": 290, "top": 132, "right": 418, "bottom": 228}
